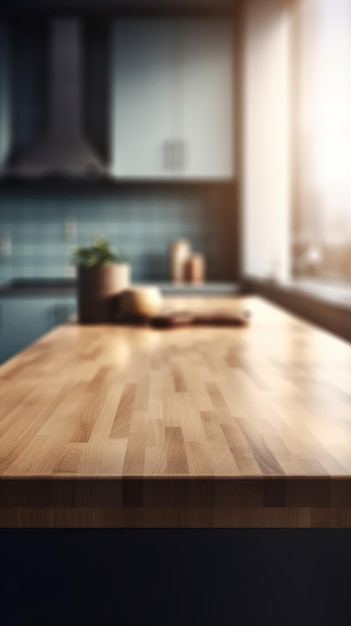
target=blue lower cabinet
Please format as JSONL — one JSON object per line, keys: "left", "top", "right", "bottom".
{"left": 52, "top": 298, "right": 76, "bottom": 326}
{"left": 0, "top": 296, "right": 76, "bottom": 364}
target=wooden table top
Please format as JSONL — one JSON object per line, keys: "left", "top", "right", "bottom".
{"left": 1, "top": 295, "right": 351, "bottom": 527}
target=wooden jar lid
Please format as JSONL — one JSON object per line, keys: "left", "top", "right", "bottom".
{"left": 118, "top": 286, "right": 163, "bottom": 317}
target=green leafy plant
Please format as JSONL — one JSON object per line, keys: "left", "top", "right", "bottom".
{"left": 71, "top": 237, "right": 129, "bottom": 267}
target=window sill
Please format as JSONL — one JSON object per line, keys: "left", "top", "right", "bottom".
{"left": 243, "top": 275, "right": 351, "bottom": 344}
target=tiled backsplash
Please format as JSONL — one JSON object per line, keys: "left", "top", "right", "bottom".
{"left": 0, "top": 187, "right": 236, "bottom": 284}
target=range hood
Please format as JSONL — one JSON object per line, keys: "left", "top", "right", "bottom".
{"left": 8, "top": 19, "right": 106, "bottom": 178}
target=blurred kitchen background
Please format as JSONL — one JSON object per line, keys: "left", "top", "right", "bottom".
{"left": 0, "top": 0, "right": 351, "bottom": 356}
{"left": 0, "top": 10, "right": 238, "bottom": 284}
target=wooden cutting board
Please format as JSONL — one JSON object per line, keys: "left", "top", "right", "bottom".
{"left": 115, "top": 309, "right": 250, "bottom": 328}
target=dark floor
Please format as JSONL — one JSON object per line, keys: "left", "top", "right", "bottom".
{"left": 0, "top": 530, "right": 350, "bottom": 625}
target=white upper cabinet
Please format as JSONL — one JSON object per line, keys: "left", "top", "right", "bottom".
{"left": 181, "top": 19, "right": 234, "bottom": 179}
{"left": 110, "top": 20, "right": 174, "bottom": 179}
{"left": 109, "top": 18, "right": 234, "bottom": 180}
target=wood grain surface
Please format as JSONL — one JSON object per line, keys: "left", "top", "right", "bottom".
{"left": 1, "top": 296, "right": 351, "bottom": 527}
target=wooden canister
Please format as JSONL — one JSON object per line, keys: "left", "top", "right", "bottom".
{"left": 170, "top": 239, "right": 191, "bottom": 283}
{"left": 185, "top": 254, "right": 206, "bottom": 284}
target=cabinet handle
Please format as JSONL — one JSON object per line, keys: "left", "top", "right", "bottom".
{"left": 162, "top": 140, "right": 187, "bottom": 171}
{"left": 181, "top": 141, "right": 188, "bottom": 170}
{"left": 175, "top": 140, "right": 187, "bottom": 171}
{"left": 162, "top": 140, "right": 173, "bottom": 170}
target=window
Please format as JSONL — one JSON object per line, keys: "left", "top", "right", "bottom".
{"left": 294, "top": 0, "right": 351, "bottom": 281}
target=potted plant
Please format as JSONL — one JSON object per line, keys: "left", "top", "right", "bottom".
{"left": 71, "top": 237, "right": 130, "bottom": 323}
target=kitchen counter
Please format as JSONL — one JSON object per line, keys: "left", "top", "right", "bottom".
{"left": 0, "top": 279, "right": 239, "bottom": 297}
{"left": 1, "top": 296, "right": 351, "bottom": 528}
{"left": 0, "top": 278, "right": 77, "bottom": 297}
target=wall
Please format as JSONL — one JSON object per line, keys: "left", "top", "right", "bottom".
{"left": 0, "top": 22, "right": 11, "bottom": 167}
{"left": 242, "top": 0, "right": 291, "bottom": 281}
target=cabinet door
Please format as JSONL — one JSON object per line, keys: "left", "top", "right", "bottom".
{"left": 0, "top": 297, "right": 54, "bottom": 363}
{"left": 110, "top": 19, "right": 174, "bottom": 179}
{"left": 180, "top": 19, "right": 234, "bottom": 179}
{"left": 0, "top": 296, "right": 75, "bottom": 364}
{"left": 53, "top": 297, "right": 76, "bottom": 325}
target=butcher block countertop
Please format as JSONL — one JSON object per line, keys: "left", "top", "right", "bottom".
{"left": 1, "top": 296, "right": 351, "bottom": 528}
